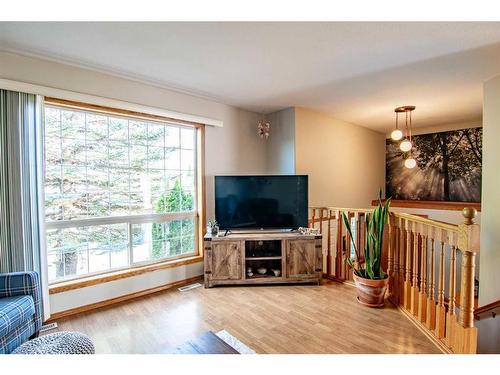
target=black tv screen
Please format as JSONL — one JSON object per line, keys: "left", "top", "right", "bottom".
{"left": 215, "top": 175, "right": 308, "bottom": 230}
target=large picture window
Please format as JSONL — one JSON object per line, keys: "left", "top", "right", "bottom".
{"left": 43, "top": 101, "right": 202, "bottom": 283}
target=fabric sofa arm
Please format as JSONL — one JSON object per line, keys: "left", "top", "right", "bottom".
{"left": 0, "top": 271, "right": 43, "bottom": 332}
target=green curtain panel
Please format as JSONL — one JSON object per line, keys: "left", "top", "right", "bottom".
{"left": 0, "top": 89, "right": 44, "bottom": 279}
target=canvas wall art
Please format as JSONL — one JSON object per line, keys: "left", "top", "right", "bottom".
{"left": 386, "top": 127, "right": 482, "bottom": 202}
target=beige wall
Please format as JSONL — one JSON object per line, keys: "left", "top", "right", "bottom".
{"left": 294, "top": 107, "right": 386, "bottom": 208}
{"left": 0, "top": 51, "right": 268, "bottom": 314}
{"left": 479, "top": 75, "right": 500, "bottom": 306}
{"left": 266, "top": 107, "right": 295, "bottom": 174}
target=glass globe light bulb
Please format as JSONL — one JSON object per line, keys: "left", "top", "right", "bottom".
{"left": 404, "top": 158, "right": 417, "bottom": 169}
{"left": 399, "top": 139, "right": 413, "bottom": 152}
{"left": 390, "top": 129, "right": 403, "bottom": 141}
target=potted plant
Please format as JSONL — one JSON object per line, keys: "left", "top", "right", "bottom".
{"left": 207, "top": 220, "right": 219, "bottom": 236}
{"left": 342, "top": 191, "right": 391, "bottom": 307}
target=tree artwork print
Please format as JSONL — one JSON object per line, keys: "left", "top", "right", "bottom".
{"left": 386, "top": 127, "right": 482, "bottom": 202}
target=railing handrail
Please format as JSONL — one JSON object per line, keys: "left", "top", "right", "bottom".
{"left": 309, "top": 206, "right": 459, "bottom": 233}
{"left": 391, "top": 212, "right": 459, "bottom": 233}
{"left": 309, "top": 206, "right": 371, "bottom": 213}
{"left": 474, "top": 300, "right": 500, "bottom": 320}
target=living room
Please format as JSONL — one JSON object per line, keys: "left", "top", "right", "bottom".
{"left": 1, "top": 1, "right": 499, "bottom": 372}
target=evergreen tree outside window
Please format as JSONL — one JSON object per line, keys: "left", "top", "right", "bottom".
{"left": 44, "top": 103, "right": 201, "bottom": 283}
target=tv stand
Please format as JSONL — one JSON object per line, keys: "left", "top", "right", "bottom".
{"left": 203, "top": 232, "right": 323, "bottom": 288}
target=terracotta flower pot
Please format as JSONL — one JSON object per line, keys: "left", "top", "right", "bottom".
{"left": 353, "top": 273, "right": 389, "bottom": 308}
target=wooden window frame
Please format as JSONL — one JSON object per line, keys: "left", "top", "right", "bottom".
{"left": 43, "top": 97, "right": 206, "bottom": 291}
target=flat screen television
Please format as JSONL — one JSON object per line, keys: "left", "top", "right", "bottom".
{"left": 215, "top": 175, "right": 308, "bottom": 230}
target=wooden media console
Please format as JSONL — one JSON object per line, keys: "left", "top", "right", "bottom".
{"left": 203, "top": 232, "right": 322, "bottom": 288}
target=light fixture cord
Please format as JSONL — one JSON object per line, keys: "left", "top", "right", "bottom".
{"left": 408, "top": 110, "right": 413, "bottom": 157}
{"left": 405, "top": 111, "right": 409, "bottom": 138}
{"left": 409, "top": 110, "right": 412, "bottom": 142}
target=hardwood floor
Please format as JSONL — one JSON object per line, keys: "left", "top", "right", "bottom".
{"left": 48, "top": 280, "right": 441, "bottom": 354}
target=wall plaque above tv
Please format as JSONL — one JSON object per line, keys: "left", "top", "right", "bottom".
{"left": 214, "top": 175, "right": 308, "bottom": 230}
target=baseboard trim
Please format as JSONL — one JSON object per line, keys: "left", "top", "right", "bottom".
{"left": 47, "top": 275, "right": 203, "bottom": 322}
{"left": 396, "top": 305, "right": 453, "bottom": 354}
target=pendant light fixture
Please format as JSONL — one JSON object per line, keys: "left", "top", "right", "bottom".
{"left": 404, "top": 157, "right": 416, "bottom": 169}
{"left": 392, "top": 105, "right": 417, "bottom": 169}
{"left": 390, "top": 110, "right": 403, "bottom": 141}
{"left": 399, "top": 139, "right": 413, "bottom": 152}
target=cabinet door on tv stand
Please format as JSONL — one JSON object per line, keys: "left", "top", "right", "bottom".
{"left": 286, "top": 239, "right": 319, "bottom": 278}
{"left": 210, "top": 241, "right": 242, "bottom": 281}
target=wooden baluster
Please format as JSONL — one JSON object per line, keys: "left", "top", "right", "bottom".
{"left": 387, "top": 213, "right": 394, "bottom": 302}
{"left": 311, "top": 208, "right": 316, "bottom": 229}
{"left": 318, "top": 209, "right": 324, "bottom": 234}
{"left": 454, "top": 208, "right": 480, "bottom": 354}
{"left": 418, "top": 224, "right": 428, "bottom": 323}
{"left": 435, "top": 233, "right": 447, "bottom": 339}
{"left": 360, "top": 212, "right": 367, "bottom": 278}
{"left": 392, "top": 217, "right": 400, "bottom": 305}
{"left": 411, "top": 221, "right": 420, "bottom": 316}
{"left": 344, "top": 210, "right": 350, "bottom": 281}
{"left": 326, "top": 209, "right": 332, "bottom": 277}
{"left": 335, "top": 210, "right": 342, "bottom": 280}
{"left": 446, "top": 236, "right": 457, "bottom": 348}
{"left": 426, "top": 228, "right": 437, "bottom": 330}
{"left": 399, "top": 217, "right": 406, "bottom": 305}
{"left": 403, "top": 219, "right": 412, "bottom": 310}
{"left": 345, "top": 212, "right": 354, "bottom": 280}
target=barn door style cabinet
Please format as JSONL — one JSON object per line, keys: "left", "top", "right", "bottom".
{"left": 204, "top": 232, "right": 322, "bottom": 288}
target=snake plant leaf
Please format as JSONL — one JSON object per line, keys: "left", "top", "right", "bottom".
{"left": 366, "top": 259, "right": 375, "bottom": 279}
{"left": 342, "top": 212, "right": 359, "bottom": 263}
{"left": 342, "top": 191, "right": 391, "bottom": 280}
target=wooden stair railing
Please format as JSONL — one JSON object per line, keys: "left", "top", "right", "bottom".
{"left": 474, "top": 300, "right": 500, "bottom": 321}
{"left": 309, "top": 206, "right": 480, "bottom": 354}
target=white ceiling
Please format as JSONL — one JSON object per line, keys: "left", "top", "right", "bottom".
{"left": 1, "top": 22, "right": 500, "bottom": 132}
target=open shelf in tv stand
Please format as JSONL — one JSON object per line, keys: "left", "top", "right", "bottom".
{"left": 203, "top": 232, "right": 323, "bottom": 288}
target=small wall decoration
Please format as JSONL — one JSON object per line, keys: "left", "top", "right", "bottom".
{"left": 257, "top": 118, "right": 270, "bottom": 139}
{"left": 386, "top": 127, "right": 482, "bottom": 202}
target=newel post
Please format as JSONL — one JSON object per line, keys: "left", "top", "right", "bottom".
{"left": 455, "top": 207, "right": 480, "bottom": 354}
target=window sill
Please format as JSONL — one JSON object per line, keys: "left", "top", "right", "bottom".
{"left": 48, "top": 255, "right": 204, "bottom": 294}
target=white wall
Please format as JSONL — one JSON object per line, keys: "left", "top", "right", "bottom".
{"left": 50, "top": 262, "right": 203, "bottom": 313}
{"left": 266, "top": 108, "right": 295, "bottom": 174}
{"left": 477, "top": 316, "right": 500, "bottom": 354}
{"left": 0, "top": 51, "right": 268, "bottom": 314}
{"left": 480, "top": 75, "right": 500, "bottom": 307}
{"left": 294, "top": 107, "right": 386, "bottom": 208}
